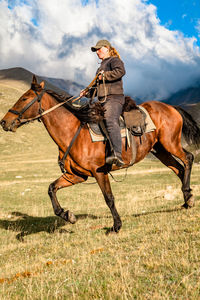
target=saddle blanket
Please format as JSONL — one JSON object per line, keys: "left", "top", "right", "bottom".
{"left": 88, "top": 105, "right": 156, "bottom": 142}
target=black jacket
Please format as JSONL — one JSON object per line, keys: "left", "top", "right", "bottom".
{"left": 89, "top": 56, "right": 126, "bottom": 98}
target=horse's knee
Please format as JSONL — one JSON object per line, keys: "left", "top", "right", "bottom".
{"left": 48, "top": 183, "right": 63, "bottom": 216}
{"left": 48, "top": 182, "right": 55, "bottom": 196}
{"left": 185, "top": 150, "right": 194, "bottom": 166}
{"left": 48, "top": 183, "right": 53, "bottom": 195}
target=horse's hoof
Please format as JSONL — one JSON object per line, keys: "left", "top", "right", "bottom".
{"left": 114, "top": 226, "right": 121, "bottom": 233}
{"left": 112, "top": 224, "right": 122, "bottom": 233}
{"left": 181, "top": 203, "right": 189, "bottom": 209}
{"left": 66, "top": 210, "right": 77, "bottom": 224}
{"left": 182, "top": 196, "right": 195, "bottom": 209}
{"left": 104, "top": 225, "right": 122, "bottom": 235}
{"left": 186, "top": 196, "right": 195, "bottom": 208}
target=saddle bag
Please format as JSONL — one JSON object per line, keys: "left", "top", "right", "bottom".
{"left": 123, "top": 108, "right": 147, "bottom": 136}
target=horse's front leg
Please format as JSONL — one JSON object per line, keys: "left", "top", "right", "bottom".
{"left": 48, "top": 173, "right": 86, "bottom": 223}
{"left": 94, "top": 172, "right": 122, "bottom": 232}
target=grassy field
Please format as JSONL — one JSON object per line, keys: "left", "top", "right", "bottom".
{"left": 0, "top": 81, "right": 200, "bottom": 299}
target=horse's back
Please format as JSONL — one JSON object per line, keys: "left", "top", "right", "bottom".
{"left": 141, "top": 100, "right": 182, "bottom": 130}
{"left": 139, "top": 100, "right": 185, "bottom": 156}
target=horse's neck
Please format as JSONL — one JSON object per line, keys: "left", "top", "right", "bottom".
{"left": 41, "top": 94, "right": 80, "bottom": 150}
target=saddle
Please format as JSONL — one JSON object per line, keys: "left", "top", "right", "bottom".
{"left": 88, "top": 117, "right": 125, "bottom": 136}
{"left": 88, "top": 106, "right": 147, "bottom": 166}
{"left": 88, "top": 104, "right": 147, "bottom": 139}
{"left": 122, "top": 96, "right": 147, "bottom": 136}
{"left": 123, "top": 107, "right": 146, "bottom": 136}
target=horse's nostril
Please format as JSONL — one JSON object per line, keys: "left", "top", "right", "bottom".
{"left": 0, "top": 120, "right": 6, "bottom": 127}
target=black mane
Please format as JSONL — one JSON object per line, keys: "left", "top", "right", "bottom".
{"left": 31, "top": 83, "right": 138, "bottom": 124}
{"left": 45, "top": 89, "right": 104, "bottom": 123}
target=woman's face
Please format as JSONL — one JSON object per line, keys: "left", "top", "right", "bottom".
{"left": 96, "top": 46, "right": 110, "bottom": 60}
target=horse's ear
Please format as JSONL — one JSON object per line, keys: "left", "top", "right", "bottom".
{"left": 32, "top": 75, "right": 37, "bottom": 84}
{"left": 40, "top": 81, "right": 45, "bottom": 89}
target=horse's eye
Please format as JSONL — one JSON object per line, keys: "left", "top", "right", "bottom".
{"left": 22, "top": 97, "right": 28, "bottom": 101}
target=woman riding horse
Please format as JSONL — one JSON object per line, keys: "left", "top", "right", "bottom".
{"left": 81, "top": 39, "right": 126, "bottom": 167}
{"left": 1, "top": 75, "right": 200, "bottom": 232}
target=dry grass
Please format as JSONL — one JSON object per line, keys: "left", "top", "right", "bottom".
{"left": 0, "top": 156, "right": 200, "bottom": 300}
{"left": 0, "top": 81, "right": 200, "bottom": 299}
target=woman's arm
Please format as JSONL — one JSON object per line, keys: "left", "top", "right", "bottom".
{"left": 104, "top": 57, "right": 126, "bottom": 81}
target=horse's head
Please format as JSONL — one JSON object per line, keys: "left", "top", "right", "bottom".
{"left": 0, "top": 75, "right": 45, "bottom": 132}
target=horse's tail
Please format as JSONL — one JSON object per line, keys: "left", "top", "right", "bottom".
{"left": 174, "top": 106, "right": 200, "bottom": 148}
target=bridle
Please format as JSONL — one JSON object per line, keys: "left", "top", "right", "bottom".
{"left": 8, "top": 89, "right": 46, "bottom": 125}
{"left": 7, "top": 73, "right": 100, "bottom": 127}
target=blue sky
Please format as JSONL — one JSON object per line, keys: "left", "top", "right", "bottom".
{"left": 1, "top": 0, "right": 200, "bottom": 100}
{"left": 148, "top": 0, "right": 200, "bottom": 45}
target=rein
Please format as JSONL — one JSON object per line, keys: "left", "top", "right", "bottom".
{"left": 8, "top": 73, "right": 99, "bottom": 125}
{"left": 19, "top": 94, "right": 80, "bottom": 124}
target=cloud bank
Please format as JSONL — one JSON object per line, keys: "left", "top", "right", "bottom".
{"left": 1, "top": 0, "right": 200, "bottom": 100}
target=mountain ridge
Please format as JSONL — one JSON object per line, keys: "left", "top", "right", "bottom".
{"left": 1, "top": 67, "right": 200, "bottom": 119}
{"left": 164, "top": 84, "right": 200, "bottom": 105}
{"left": 0, "top": 67, "right": 84, "bottom": 96}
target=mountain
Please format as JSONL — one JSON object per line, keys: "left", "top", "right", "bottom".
{"left": 41, "top": 76, "right": 84, "bottom": 96}
{"left": 162, "top": 82, "right": 200, "bottom": 125}
{"left": 0, "top": 67, "right": 84, "bottom": 96}
{"left": 164, "top": 83, "right": 200, "bottom": 105}
{"left": 1, "top": 66, "right": 200, "bottom": 115}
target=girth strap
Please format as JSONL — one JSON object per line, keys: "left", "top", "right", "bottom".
{"left": 58, "top": 122, "right": 85, "bottom": 173}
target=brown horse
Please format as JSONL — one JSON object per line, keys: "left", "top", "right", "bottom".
{"left": 1, "top": 75, "right": 200, "bottom": 232}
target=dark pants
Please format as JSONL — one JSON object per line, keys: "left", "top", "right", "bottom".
{"left": 101, "top": 95, "right": 125, "bottom": 156}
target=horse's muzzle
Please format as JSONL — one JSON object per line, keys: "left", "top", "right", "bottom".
{"left": 0, "top": 119, "right": 8, "bottom": 131}
{"left": 0, "top": 118, "right": 18, "bottom": 132}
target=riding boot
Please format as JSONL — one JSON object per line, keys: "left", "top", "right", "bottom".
{"left": 106, "top": 152, "right": 125, "bottom": 167}
{"left": 99, "top": 121, "right": 124, "bottom": 167}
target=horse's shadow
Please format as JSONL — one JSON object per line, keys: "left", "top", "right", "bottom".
{"left": 0, "top": 207, "right": 186, "bottom": 240}
{"left": 0, "top": 211, "right": 98, "bottom": 241}
{"left": 132, "top": 206, "right": 184, "bottom": 218}
{"left": 103, "top": 207, "right": 184, "bottom": 235}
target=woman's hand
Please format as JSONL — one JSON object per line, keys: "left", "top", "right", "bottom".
{"left": 98, "top": 70, "right": 104, "bottom": 80}
{"left": 80, "top": 89, "right": 87, "bottom": 97}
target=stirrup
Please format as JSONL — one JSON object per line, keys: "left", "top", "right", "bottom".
{"left": 106, "top": 155, "right": 125, "bottom": 167}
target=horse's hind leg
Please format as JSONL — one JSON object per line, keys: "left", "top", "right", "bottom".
{"left": 152, "top": 142, "right": 184, "bottom": 180}
{"left": 180, "top": 148, "right": 194, "bottom": 208}
{"left": 152, "top": 142, "right": 194, "bottom": 208}
{"left": 48, "top": 173, "right": 87, "bottom": 223}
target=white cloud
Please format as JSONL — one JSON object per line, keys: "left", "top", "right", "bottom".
{"left": 0, "top": 0, "right": 200, "bottom": 100}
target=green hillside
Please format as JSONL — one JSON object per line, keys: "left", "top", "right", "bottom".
{"left": 0, "top": 79, "right": 59, "bottom": 167}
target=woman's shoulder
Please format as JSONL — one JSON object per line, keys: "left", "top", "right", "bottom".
{"left": 110, "top": 55, "right": 124, "bottom": 62}
{"left": 109, "top": 56, "right": 124, "bottom": 66}
{"left": 110, "top": 55, "right": 120, "bottom": 60}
